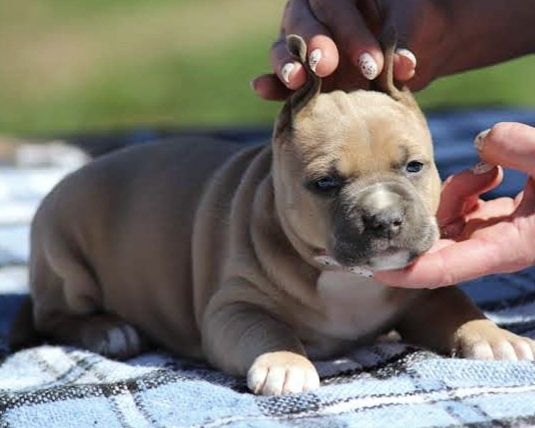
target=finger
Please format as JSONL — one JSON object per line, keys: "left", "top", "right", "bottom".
{"left": 271, "top": 39, "right": 306, "bottom": 90}
{"left": 281, "top": 0, "right": 339, "bottom": 78}
{"left": 463, "top": 197, "right": 516, "bottom": 222}
{"left": 437, "top": 166, "right": 503, "bottom": 225}
{"left": 514, "top": 190, "right": 525, "bottom": 208}
{"left": 272, "top": 0, "right": 339, "bottom": 90}
{"left": 309, "top": 0, "right": 383, "bottom": 80}
{"left": 476, "top": 122, "right": 535, "bottom": 176}
{"left": 393, "top": 49, "right": 417, "bottom": 81}
{"left": 306, "top": 35, "right": 339, "bottom": 77}
{"left": 251, "top": 74, "right": 292, "bottom": 101}
{"left": 515, "top": 177, "right": 535, "bottom": 216}
{"left": 373, "top": 236, "right": 518, "bottom": 288}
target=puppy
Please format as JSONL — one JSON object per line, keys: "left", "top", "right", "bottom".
{"left": 27, "top": 32, "right": 535, "bottom": 395}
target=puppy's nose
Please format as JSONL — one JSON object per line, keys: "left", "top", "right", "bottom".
{"left": 356, "top": 184, "right": 406, "bottom": 237}
{"left": 362, "top": 207, "right": 404, "bottom": 236}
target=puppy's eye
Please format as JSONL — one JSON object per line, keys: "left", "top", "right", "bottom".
{"left": 306, "top": 176, "right": 343, "bottom": 195}
{"left": 405, "top": 161, "right": 424, "bottom": 174}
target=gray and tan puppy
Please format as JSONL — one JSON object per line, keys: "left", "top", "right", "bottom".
{"left": 28, "top": 33, "right": 535, "bottom": 395}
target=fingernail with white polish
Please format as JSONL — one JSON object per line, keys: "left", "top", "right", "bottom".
{"left": 281, "top": 62, "right": 295, "bottom": 84}
{"left": 471, "top": 161, "right": 494, "bottom": 175}
{"left": 358, "top": 52, "right": 379, "bottom": 80}
{"left": 474, "top": 128, "right": 491, "bottom": 151}
{"left": 308, "top": 49, "right": 322, "bottom": 73}
{"left": 396, "top": 48, "right": 417, "bottom": 67}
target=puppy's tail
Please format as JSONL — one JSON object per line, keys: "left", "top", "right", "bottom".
{"left": 8, "top": 296, "right": 40, "bottom": 351}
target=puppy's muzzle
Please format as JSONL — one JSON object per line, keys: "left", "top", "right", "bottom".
{"left": 332, "top": 182, "right": 435, "bottom": 270}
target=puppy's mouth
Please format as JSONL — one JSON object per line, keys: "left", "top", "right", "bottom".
{"left": 313, "top": 247, "right": 418, "bottom": 277}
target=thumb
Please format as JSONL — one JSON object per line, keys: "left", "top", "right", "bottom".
{"left": 476, "top": 122, "right": 535, "bottom": 176}
{"left": 251, "top": 74, "right": 291, "bottom": 101}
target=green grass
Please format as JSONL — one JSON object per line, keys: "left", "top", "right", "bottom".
{"left": 0, "top": 0, "right": 533, "bottom": 136}
{"left": 417, "top": 56, "right": 535, "bottom": 108}
{"left": 0, "top": 34, "right": 281, "bottom": 133}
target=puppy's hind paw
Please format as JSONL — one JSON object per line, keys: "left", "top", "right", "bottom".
{"left": 80, "top": 316, "right": 145, "bottom": 360}
{"left": 247, "top": 351, "right": 320, "bottom": 395}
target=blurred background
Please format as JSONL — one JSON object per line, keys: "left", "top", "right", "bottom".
{"left": 0, "top": 0, "right": 534, "bottom": 137}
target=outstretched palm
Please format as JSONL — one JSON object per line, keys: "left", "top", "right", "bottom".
{"left": 375, "top": 123, "right": 535, "bottom": 288}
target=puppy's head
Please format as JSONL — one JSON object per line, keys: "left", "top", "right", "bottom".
{"left": 272, "top": 30, "right": 441, "bottom": 272}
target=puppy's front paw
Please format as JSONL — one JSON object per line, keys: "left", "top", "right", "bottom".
{"left": 455, "top": 320, "right": 535, "bottom": 361}
{"left": 247, "top": 351, "right": 320, "bottom": 395}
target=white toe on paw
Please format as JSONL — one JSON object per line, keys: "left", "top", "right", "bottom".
{"left": 247, "top": 352, "right": 320, "bottom": 395}
{"left": 247, "top": 366, "right": 269, "bottom": 394}
{"left": 283, "top": 365, "right": 306, "bottom": 394}
{"left": 492, "top": 340, "right": 518, "bottom": 361}
{"left": 458, "top": 327, "right": 535, "bottom": 362}
{"left": 508, "top": 337, "right": 535, "bottom": 361}
{"left": 262, "top": 367, "right": 287, "bottom": 396}
{"left": 463, "top": 341, "right": 494, "bottom": 360}
{"left": 511, "top": 340, "right": 535, "bottom": 360}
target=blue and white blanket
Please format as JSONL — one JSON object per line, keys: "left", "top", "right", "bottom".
{"left": 1, "top": 110, "right": 535, "bottom": 427}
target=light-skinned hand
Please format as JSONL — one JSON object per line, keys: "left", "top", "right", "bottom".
{"left": 374, "top": 122, "right": 535, "bottom": 288}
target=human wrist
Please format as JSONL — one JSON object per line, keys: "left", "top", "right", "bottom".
{"left": 397, "top": 0, "right": 456, "bottom": 90}
{"left": 431, "top": 0, "right": 535, "bottom": 79}
{"left": 417, "top": 0, "right": 457, "bottom": 83}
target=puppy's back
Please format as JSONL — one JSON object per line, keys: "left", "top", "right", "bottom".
{"left": 29, "top": 137, "right": 247, "bottom": 354}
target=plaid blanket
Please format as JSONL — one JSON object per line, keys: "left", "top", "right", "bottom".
{"left": 1, "top": 110, "right": 535, "bottom": 427}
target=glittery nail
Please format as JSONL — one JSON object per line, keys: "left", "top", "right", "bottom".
{"left": 308, "top": 49, "right": 322, "bottom": 73}
{"left": 474, "top": 129, "right": 491, "bottom": 151}
{"left": 281, "top": 62, "right": 295, "bottom": 84}
{"left": 471, "top": 162, "right": 494, "bottom": 175}
{"left": 357, "top": 52, "right": 379, "bottom": 80}
{"left": 395, "top": 48, "right": 417, "bottom": 67}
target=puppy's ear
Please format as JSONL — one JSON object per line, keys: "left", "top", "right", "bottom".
{"left": 372, "top": 27, "right": 418, "bottom": 108}
{"left": 274, "top": 35, "right": 322, "bottom": 138}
